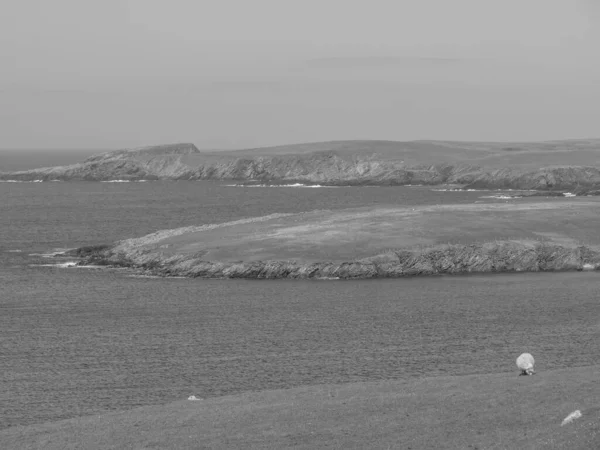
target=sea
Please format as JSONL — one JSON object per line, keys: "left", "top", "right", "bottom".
{"left": 2, "top": 150, "right": 600, "bottom": 430}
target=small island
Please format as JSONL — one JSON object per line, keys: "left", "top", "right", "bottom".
{"left": 64, "top": 200, "right": 600, "bottom": 279}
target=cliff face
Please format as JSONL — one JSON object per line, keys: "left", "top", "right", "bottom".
{"left": 3, "top": 139, "right": 600, "bottom": 190}
{"left": 184, "top": 153, "right": 482, "bottom": 185}
{"left": 464, "top": 167, "right": 600, "bottom": 191}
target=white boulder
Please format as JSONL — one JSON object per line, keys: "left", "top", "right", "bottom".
{"left": 561, "top": 410, "right": 582, "bottom": 426}
{"left": 516, "top": 353, "right": 535, "bottom": 375}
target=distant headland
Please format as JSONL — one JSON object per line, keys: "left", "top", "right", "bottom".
{"left": 3, "top": 139, "right": 600, "bottom": 193}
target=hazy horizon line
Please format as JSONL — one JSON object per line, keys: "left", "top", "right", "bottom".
{"left": 2, "top": 137, "right": 600, "bottom": 152}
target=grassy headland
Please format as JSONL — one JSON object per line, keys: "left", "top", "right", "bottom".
{"left": 2, "top": 366, "right": 599, "bottom": 449}
{"left": 3, "top": 139, "right": 600, "bottom": 192}
{"left": 71, "top": 200, "right": 600, "bottom": 279}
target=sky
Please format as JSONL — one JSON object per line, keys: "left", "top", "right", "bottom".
{"left": 1, "top": 0, "right": 599, "bottom": 149}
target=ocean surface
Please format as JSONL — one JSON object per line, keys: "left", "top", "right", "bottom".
{"left": 2, "top": 151, "right": 600, "bottom": 430}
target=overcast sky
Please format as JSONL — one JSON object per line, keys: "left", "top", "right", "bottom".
{"left": 2, "top": 0, "right": 599, "bottom": 149}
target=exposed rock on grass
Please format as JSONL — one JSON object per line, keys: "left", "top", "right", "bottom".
{"left": 75, "top": 241, "right": 600, "bottom": 280}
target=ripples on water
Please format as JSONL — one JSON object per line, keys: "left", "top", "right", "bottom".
{"left": 1, "top": 180, "right": 599, "bottom": 429}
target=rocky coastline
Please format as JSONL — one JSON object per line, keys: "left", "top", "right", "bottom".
{"left": 3, "top": 140, "right": 600, "bottom": 193}
{"left": 65, "top": 241, "right": 600, "bottom": 280}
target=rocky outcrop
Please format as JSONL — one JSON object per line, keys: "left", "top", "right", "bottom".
{"left": 464, "top": 167, "right": 600, "bottom": 191}
{"left": 71, "top": 240, "right": 600, "bottom": 280}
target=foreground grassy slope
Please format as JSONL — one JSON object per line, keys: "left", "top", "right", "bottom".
{"left": 3, "top": 139, "right": 600, "bottom": 190}
{"left": 2, "top": 366, "right": 599, "bottom": 449}
{"left": 76, "top": 200, "right": 600, "bottom": 279}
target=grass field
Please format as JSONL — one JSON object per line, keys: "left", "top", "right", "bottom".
{"left": 114, "top": 199, "right": 600, "bottom": 264}
{"left": 2, "top": 366, "right": 598, "bottom": 449}
{"left": 191, "top": 139, "right": 600, "bottom": 170}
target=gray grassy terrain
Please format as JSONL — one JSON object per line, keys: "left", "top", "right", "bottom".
{"left": 76, "top": 199, "right": 600, "bottom": 279}
{"left": 7, "top": 141, "right": 600, "bottom": 447}
{"left": 3, "top": 139, "right": 600, "bottom": 190}
{"left": 2, "top": 366, "right": 598, "bottom": 449}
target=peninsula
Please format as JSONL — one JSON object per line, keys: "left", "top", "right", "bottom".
{"left": 3, "top": 139, "right": 600, "bottom": 193}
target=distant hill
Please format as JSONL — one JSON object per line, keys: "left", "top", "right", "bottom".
{"left": 2, "top": 139, "right": 600, "bottom": 191}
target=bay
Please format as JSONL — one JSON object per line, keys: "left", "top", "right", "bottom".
{"left": 1, "top": 174, "right": 599, "bottom": 430}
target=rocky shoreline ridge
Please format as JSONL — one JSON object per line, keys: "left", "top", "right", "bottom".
{"left": 3, "top": 140, "right": 600, "bottom": 192}
{"left": 64, "top": 241, "right": 600, "bottom": 280}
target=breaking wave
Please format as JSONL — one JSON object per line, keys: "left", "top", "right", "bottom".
{"left": 30, "top": 262, "right": 108, "bottom": 269}
{"left": 224, "top": 183, "right": 338, "bottom": 188}
{"left": 127, "top": 274, "right": 164, "bottom": 279}
{"left": 479, "top": 195, "right": 522, "bottom": 199}
{"left": 100, "top": 180, "right": 150, "bottom": 183}
{"left": 431, "top": 188, "right": 490, "bottom": 192}
{"left": 30, "top": 261, "right": 79, "bottom": 268}
{"left": 0, "top": 180, "right": 44, "bottom": 183}
{"left": 29, "top": 250, "right": 73, "bottom": 258}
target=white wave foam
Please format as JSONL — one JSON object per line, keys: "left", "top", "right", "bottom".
{"left": 434, "top": 188, "right": 538, "bottom": 193}
{"left": 0, "top": 180, "right": 44, "bottom": 183}
{"left": 224, "top": 183, "right": 337, "bottom": 188}
{"left": 6, "top": 249, "right": 22, "bottom": 253}
{"left": 100, "top": 179, "right": 151, "bottom": 183}
{"left": 479, "top": 195, "right": 522, "bottom": 199}
{"left": 563, "top": 192, "right": 576, "bottom": 197}
{"left": 30, "top": 262, "right": 108, "bottom": 269}
{"left": 503, "top": 189, "right": 539, "bottom": 192}
{"left": 31, "top": 261, "right": 79, "bottom": 268}
{"left": 29, "top": 248, "right": 75, "bottom": 258}
{"left": 431, "top": 188, "right": 484, "bottom": 192}
{"left": 127, "top": 274, "right": 163, "bottom": 279}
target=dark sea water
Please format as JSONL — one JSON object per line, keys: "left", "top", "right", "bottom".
{"left": 2, "top": 152, "right": 600, "bottom": 430}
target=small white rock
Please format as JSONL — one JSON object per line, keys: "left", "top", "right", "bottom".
{"left": 561, "top": 410, "right": 582, "bottom": 426}
{"left": 187, "top": 395, "right": 200, "bottom": 401}
{"left": 516, "top": 353, "right": 535, "bottom": 375}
